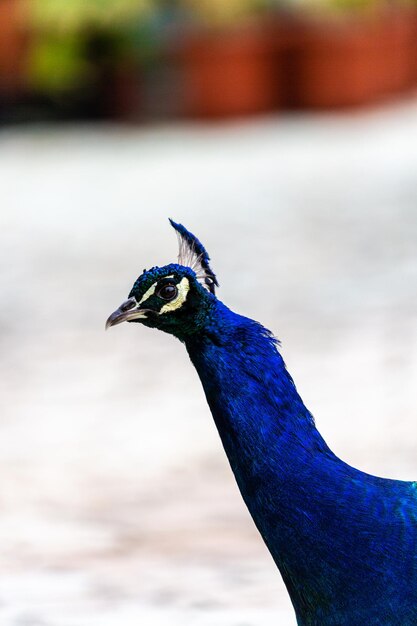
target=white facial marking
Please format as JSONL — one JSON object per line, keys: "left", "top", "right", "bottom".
{"left": 160, "top": 277, "right": 190, "bottom": 314}
{"left": 137, "top": 281, "right": 158, "bottom": 306}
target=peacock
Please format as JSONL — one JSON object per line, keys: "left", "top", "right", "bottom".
{"left": 106, "top": 220, "right": 417, "bottom": 626}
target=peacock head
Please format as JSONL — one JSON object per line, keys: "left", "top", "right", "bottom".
{"left": 106, "top": 220, "right": 219, "bottom": 340}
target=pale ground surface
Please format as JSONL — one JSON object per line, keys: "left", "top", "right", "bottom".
{"left": 0, "top": 99, "right": 417, "bottom": 625}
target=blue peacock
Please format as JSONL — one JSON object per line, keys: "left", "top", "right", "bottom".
{"left": 106, "top": 220, "right": 417, "bottom": 626}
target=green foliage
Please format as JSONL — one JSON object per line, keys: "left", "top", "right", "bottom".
{"left": 29, "top": 0, "right": 153, "bottom": 33}
{"left": 26, "top": 0, "right": 158, "bottom": 93}
{"left": 27, "top": 34, "right": 91, "bottom": 92}
{"left": 291, "top": 0, "right": 387, "bottom": 13}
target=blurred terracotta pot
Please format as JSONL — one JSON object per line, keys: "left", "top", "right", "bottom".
{"left": 413, "top": 11, "right": 417, "bottom": 87}
{"left": 0, "top": 0, "right": 28, "bottom": 96}
{"left": 377, "top": 8, "right": 417, "bottom": 96}
{"left": 179, "top": 21, "right": 282, "bottom": 119}
{"left": 293, "top": 17, "right": 383, "bottom": 109}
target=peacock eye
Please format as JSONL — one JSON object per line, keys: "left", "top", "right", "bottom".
{"left": 157, "top": 283, "right": 178, "bottom": 301}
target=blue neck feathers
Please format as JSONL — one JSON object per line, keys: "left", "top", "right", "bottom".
{"left": 185, "top": 300, "right": 417, "bottom": 625}
{"left": 186, "top": 300, "right": 331, "bottom": 477}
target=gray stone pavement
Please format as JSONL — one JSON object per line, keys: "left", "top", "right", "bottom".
{"left": 0, "top": 99, "right": 416, "bottom": 625}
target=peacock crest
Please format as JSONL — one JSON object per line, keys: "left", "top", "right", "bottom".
{"left": 169, "top": 219, "right": 219, "bottom": 294}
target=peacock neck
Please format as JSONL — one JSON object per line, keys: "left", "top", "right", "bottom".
{"left": 185, "top": 301, "right": 341, "bottom": 619}
{"left": 185, "top": 300, "right": 331, "bottom": 480}
{"left": 181, "top": 300, "right": 415, "bottom": 626}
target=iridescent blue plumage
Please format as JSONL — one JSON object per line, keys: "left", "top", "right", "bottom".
{"left": 107, "top": 222, "right": 417, "bottom": 625}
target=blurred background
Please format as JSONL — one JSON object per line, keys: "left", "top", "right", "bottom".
{"left": 1, "top": 1, "right": 417, "bottom": 625}
{"left": 2, "top": 0, "right": 417, "bottom": 121}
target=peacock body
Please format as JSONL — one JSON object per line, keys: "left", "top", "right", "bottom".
{"left": 107, "top": 221, "right": 417, "bottom": 626}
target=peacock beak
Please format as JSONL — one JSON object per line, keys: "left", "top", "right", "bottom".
{"left": 105, "top": 298, "right": 148, "bottom": 329}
